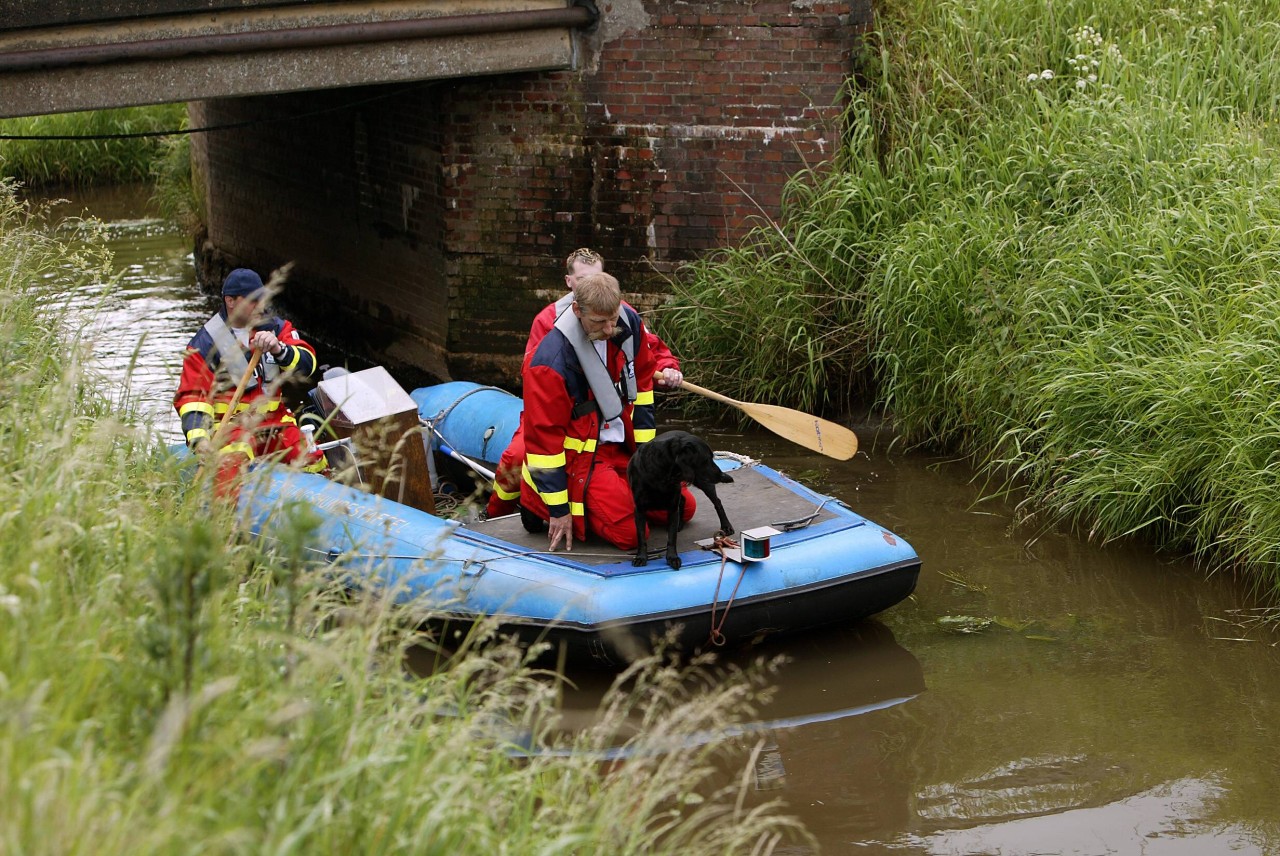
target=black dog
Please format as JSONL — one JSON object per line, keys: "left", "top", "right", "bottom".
{"left": 628, "top": 430, "right": 734, "bottom": 569}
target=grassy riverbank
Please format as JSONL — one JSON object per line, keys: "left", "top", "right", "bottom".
{"left": 0, "top": 181, "right": 803, "bottom": 853}
{"left": 0, "top": 106, "right": 188, "bottom": 188}
{"left": 661, "top": 0, "right": 1280, "bottom": 596}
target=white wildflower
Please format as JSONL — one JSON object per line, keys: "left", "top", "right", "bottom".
{"left": 1041, "top": 69, "right": 1055, "bottom": 80}
{"left": 1076, "top": 78, "right": 1088, "bottom": 90}
{"left": 1028, "top": 73, "right": 1040, "bottom": 82}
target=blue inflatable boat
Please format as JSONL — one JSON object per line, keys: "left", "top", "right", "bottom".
{"left": 236, "top": 381, "right": 921, "bottom": 665}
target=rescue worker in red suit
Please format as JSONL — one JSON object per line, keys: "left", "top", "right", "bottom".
{"left": 174, "top": 267, "right": 327, "bottom": 498}
{"left": 520, "top": 272, "right": 695, "bottom": 552}
{"left": 486, "top": 248, "right": 682, "bottom": 517}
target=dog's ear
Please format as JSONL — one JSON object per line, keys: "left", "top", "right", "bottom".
{"left": 673, "top": 438, "right": 705, "bottom": 482}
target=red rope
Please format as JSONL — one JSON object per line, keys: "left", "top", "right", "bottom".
{"left": 707, "top": 535, "right": 746, "bottom": 647}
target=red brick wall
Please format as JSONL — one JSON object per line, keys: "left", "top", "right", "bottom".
{"left": 194, "top": 1, "right": 870, "bottom": 387}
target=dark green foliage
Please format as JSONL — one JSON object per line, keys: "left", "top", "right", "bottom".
{"left": 0, "top": 105, "right": 188, "bottom": 188}
{"left": 662, "top": 0, "right": 1280, "bottom": 593}
{"left": 140, "top": 519, "right": 226, "bottom": 699}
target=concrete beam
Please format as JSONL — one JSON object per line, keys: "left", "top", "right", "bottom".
{"left": 0, "top": 0, "right": 586, "bottom": 118}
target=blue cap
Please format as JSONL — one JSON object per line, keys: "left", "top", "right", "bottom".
{"left": 222, "top": 268, "right": 266, "bottom": 298}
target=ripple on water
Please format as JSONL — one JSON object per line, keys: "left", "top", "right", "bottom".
{"left": 48, "top": 201, "right": 215, "bottom": 442}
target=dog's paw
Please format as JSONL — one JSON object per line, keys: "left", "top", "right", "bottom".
{"left": 665, "top": 553, "right": 682, "bottom": 570}
{"left": 632, "top": 554, "right": 649, "bottom": 567}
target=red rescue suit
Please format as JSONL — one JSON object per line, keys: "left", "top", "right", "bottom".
{"left": 519, "top": 304, "right": 693, "bottom": 549}
{"left": 173, "top": 310, "right": 325, "bottom": 495}
{"left": 487, "top": 296, "right": 680, "bottom": 517}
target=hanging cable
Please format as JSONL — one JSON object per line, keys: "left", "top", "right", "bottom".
{"left": 0, "top": 80, "right": 433, "bottom": 141}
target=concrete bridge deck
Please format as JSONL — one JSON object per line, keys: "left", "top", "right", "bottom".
{"left": 0, "top": 0, "right": 595, "bottom": 119}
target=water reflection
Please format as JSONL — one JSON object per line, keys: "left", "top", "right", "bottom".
{"left": 908, "top": 775, "right": 1263, "bottom": 855}
{"left": 549, "top": 621, "right": 925, "bottom": 758}
{"left": 37, "top": 184, "right": 1280, "bottom": 856}
{"left": 512, "top": 621, "right": 926, "bottom": 847}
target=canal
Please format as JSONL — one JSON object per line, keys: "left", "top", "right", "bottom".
{"left": 44, "top": 184, "right": 1280, "bottom": 855}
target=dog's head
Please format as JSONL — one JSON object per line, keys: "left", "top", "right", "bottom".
{"left": 670, "top": 431, "right": 733, "bottom": 485}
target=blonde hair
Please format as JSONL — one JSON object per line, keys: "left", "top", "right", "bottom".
{"left": 564, "top": 247, "right": 604, "bottom": 274}
{"left": 573, "top": 272, "right": 621, "bottom": 314}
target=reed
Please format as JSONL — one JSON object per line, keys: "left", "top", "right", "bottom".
{"left": 0, "top": 105, "right": 187, "bottom": 188}
{"left": 663, "top": 0, "right": 1280, "bottom": 593}
{"left": 0, "top": 181, "right": 807, "bottom": 853}
{"left": 150, "top": 132, "right": 206, "bottom": 235}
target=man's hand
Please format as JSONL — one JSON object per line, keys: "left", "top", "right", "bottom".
{"left": 250, "top": 330, "right": 283, "bottom": 356}
{"left": 548, "top": 515, "right": 573, "bottom": 552}
{"left": 655, "top": 367, "right": 683, "bottom": 390}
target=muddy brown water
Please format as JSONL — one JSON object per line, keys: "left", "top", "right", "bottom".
{"left": 46, "top": 184, "right": 1280, "bottom": 855}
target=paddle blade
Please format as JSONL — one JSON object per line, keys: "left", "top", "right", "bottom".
{"left": 736, "top": 401, "right": 858, "bottom": 460}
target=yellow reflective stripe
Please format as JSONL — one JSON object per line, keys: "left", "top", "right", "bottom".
{"left": 523, "top": 465, "right": 567, "bottom": 506}
{"left": 186, "top": 428, "right": 210, "bottom": 442}
{"left": 219, "top": 442, "right": 254, "bottom": 459}
{"left": 563, "top": 437, "right": 597, "bottom": 453}
{"left": 569, "top": 502, "right": 585, "bottom": 517}
{"left": 526, "top": 451, "right": 566, "bottom": 469}
{"left": 279, "top": 414, "right": 297, "bottom": 425}
{"left": 178, "top": 401, "right": 214, "bottom": 417}
{"left": 494, "top": 483, "right": 521, "bottom": 501}
{"left": 279, "top": 346, "right": 303, "bottom": 371}
{"left": 301, "top": 455, "right": 328, "bottom": 473}
{"left": 634, "top": 428, "right": 656, "bottom": 443}
{"left": 635, "top": 390, "right": 654, "bottom": 406}
{"left": 213, "top": 399, "right": 281, "bottom": 414}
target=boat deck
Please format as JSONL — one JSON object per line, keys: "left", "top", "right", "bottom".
{"left": 459, "top": 462, "right": 841, "bottom": 567}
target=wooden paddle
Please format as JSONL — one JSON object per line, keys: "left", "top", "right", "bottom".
{"left": 212, "top": 348, "right": 263, "bottom": 445}
{"left": 662, "top": 374, "right": 858, "bottom": 461}
{"left": 190, "top": 348, "right": 261, "bottom": 481}
{"left": 192, "top": 348, "right": 262, "bottom": 478}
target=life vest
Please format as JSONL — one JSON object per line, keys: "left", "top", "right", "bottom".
{"left": 552, "top": 304, "right": 637, "bottom": 422}
{"left": 203, "top": 313, "right": 281, "bottom": 383}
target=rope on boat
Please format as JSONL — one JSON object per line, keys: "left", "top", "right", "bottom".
{"left": 422, "top": 384, "right": 509, "bottom": 424}
{"left": 706, "top": 534, "right": 748, "bottom": 647}
{"left": 418, "top": 385, "right": 512, "bottom": 483}
{"left": 771, "top": 498, "right": 831, "bottom": 532}
{"left": 286, "top": 541, "right": 632, "bottom": 565}
{"left": 432, "top": 491, "right": 462, "bottom": 514}
{"left": 713, "top": 450, "right": 758, "bottom": 467}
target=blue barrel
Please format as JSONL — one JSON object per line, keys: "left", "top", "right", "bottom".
{"left": 411, "top": 382, "right": 523, "bottom": 467}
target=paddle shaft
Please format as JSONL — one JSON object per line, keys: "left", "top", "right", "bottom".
{"left": 660, "top": 373, "right": 858, "bottom": 461}
{"left": 194, "top": 349, "right": 262, "bottom": 478}
{"left": 677, "top": 378, "right": 741, "bottom": 408}
{"left": 213, "top": 348, "right": 263, "bottom": 443}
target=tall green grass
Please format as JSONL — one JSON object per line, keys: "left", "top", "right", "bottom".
{"left": 0, "top": 105, "right": 188, "bottom": 188}
{"left": 150, "top": 132, "right": 205, "bottom": 234}
{"left": 0, "top": 179, "right": 806, "bottom": 853}
{"left": 662, "top": 0, "right": 1280, "bottom": 593}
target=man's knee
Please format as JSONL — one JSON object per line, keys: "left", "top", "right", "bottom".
{"left": 592, "top": 515, "right": 640, "bottom": 551}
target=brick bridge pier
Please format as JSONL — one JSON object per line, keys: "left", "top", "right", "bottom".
{"left": 191, "top": 1, "right": 871, "bottom": 387}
